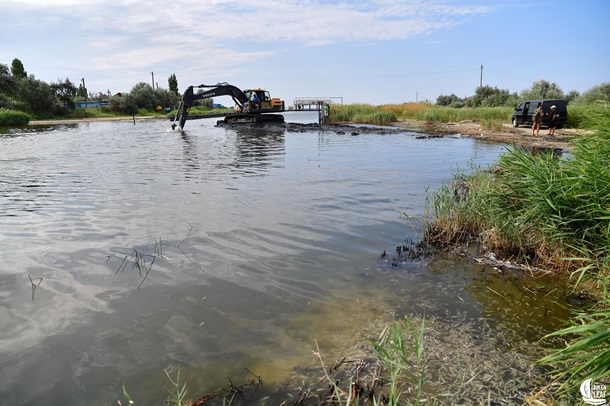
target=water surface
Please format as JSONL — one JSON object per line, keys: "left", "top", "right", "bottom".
{"left": 0, "top": 113, "right": 573, "bottom": 404}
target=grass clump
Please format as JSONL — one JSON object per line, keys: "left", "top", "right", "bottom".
{"left": 425, "top": 105, "right": 610, "bottom": 400}
{"left": 0, "top": 108, "right": 31, "bottom": 126}
{"left": 426, "top": 106, "right": 610, "bottom": 276}
{"left": 369, "top": 316, "right": 427, "bottom": 405}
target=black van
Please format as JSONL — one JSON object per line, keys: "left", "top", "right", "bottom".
{"left": 512, "top": 99, "right": 567, "bottom": 128}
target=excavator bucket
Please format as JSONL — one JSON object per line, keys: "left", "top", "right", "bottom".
{"left": 171, "top": 100, "right": 188, "bottom": 130}
{"left": 171, "top": 86, "right": 195, "bottom": 130}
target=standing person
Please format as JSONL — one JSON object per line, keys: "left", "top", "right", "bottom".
{"left": 532, "top": 102, "right": 543, "bottom": 136}
{"left": 547, "top": 105, "right": 558, "bottom": 136}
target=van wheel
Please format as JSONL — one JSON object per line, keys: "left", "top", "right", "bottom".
{"left": 512, "top": 117, "right": 519, "bottom": 128}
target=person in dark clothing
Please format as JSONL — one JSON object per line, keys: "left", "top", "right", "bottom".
{"left": 547, "top": 105, "right": 558, "bottom": 136}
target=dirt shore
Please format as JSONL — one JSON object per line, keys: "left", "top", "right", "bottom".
{"left": 396, "top": 118, "right": 579, "bottom": 151}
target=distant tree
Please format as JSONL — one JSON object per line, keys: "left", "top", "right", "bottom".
{"left": 436, "top": 93, "right": 463, "bottom": 107}
{"left": 11, "top": 58, "right": 27, "bottom": 80}
{"left": 467, "top": 86, "right": 517, "bottom": 107}
{"left": 51, "top": 78, "right": 78, "bottom": 110}
{"left": 18, "top": 75, "right": 57, "bottom": 117}
{"left": 571, "top": 82, "right": 610, "bottom": 105}
{"left": 0, "top": 63, "right": 19, "bottom": 96}
{"left": 109, "top": 92, "right": 138, "bottom": 115}
{"left": 168, "top": 73, "right": 178, "bottom": 94}
{"left": 565, "top": 90, "right": 580, "bottom": 105}
{"left": 152, "top": 88, "right": 171, "bottom": 109}
{"left": 520, "top": 79, "right": 564, "bottom": 100}
{"left": 130, "top": 82, "right": 156, "bottom": 110}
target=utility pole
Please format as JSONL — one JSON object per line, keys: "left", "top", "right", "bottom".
{"left": 81, "top": 78, "right": 87, "bottom": 107}
{"left": 480, "top": 64, "right": 483, "bottom": 88}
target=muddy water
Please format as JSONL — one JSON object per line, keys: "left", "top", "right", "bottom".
{"left": 0, "top": 113, "right": 573, "bottom": 404}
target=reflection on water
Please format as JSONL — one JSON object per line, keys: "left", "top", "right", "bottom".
{"left": 0, "top": 115, "right": 574, "bottom": 404}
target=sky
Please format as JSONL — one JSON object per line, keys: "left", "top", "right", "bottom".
{"left": 1, "top": 0, "right": 609, "bottom": 106}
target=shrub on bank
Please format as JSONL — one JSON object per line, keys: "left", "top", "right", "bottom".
{"left": 0, "top": 108, "right": 31, "bottom": 126}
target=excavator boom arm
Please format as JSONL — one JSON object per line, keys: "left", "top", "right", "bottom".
{"left": 171, "top": 83, "right": 247, "bottom": 130}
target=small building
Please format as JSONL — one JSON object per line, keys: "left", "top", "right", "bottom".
{"left": 75, "top": 101, "right": 109, "bottom": 108}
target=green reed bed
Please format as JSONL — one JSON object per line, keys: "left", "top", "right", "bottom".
{"left": 329, "top": 103, "right": 398, "bottom": 125}
{"left": 415, "top": 106, "right": 513, "bottom": 123}
{"left": 425, "top": 106, "right": 610, "bottom": 401}
{"left": 330, "top": 104, "right": 514, "bottom": 127}
{"left": 332, "top": 102, "right": 604, "bottom": 131}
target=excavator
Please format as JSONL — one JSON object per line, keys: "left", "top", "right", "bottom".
{"left": 170, "top": 83, "right": 285, "bottom": 130}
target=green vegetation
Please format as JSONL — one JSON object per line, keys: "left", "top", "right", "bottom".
{"left": 328, "top": 101, "right": 606, "bottom": 131}
{"left": 0, "top": 58, "right": 183, "bottom": 120}
{"left": 328, "top": 103, "right": 398, "bottom": 125}
{"left": 2, "top": 55, "right": 609, "bottom": 127}
{"left": 0, "top": 108, "right": 31, "bottom": 126}
{"left": 369, "top": 316, "right": 427, "bottom": 405}
{"left": 425, "top": 106, "right": 610, "bottom": 401}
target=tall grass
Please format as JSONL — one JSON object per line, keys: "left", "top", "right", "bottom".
{"left": 330, "top": 103, "right": 398, "bottom": 125}
{"left": 369, "top": 316, "right": 427, "bottom": 405}
{"left": 330, "top": 102, "right": 602, "bottom": 130}
{"left": 425, "top": 105, "right": 610, "bottom": 400}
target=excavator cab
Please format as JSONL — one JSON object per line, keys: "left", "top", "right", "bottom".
{"left": 243, "top": 89, "right": 285, "bottom": 113}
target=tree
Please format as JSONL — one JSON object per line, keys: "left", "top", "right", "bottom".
{"left": 130, "top": 82, "right": 156, "bottom": 110}
{"left": 0, "top": 63, "right": 19, "bottom": 96}
{"left": 436, "top": 93, "right": 463, "bottom": 107}
{"left": 168, "top": 73, "right": 178, "bottom": 94}
{"left": 572, "top": 82, "right": 610, "bottom": 105}
{"left": 10, "top": 58, "right": 27, "bottom": 80}
{"left": 109, "top": 93, "right": 138, "bottom": 115}
{"left": 18, "top": 75, "right": 57, "bottom": 117}
{"left": 51, "top": 78, "right": 78, "bottom": 110}
{"left": 520, "top": 79, "right": 564, "bottom": 100}
{"left": 467, "top": 86, "right": 517, "bottom": 107}
{"left": 565, "top": 90, "right": 580, "bottom": 105}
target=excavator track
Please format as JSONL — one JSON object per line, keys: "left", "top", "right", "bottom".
{"left": 221, "top": 114, "right": 285, "bottom": 124}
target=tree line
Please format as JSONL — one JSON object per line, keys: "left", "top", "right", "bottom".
{"left": 0, "top": 58, "right": 217, "bottom": 119}
{"left": 2, "top": 57, "right": 609, "bottom": 120}
{"left": 436, "top": 79, "right": 610, "bottom": 108}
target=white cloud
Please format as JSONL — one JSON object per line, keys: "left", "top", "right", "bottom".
{"left": 1, "top": 0, "right": 499, "bottom": 97}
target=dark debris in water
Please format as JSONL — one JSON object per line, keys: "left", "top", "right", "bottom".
{"left": 380, "top": 237, "right": 433, "bottom": 267}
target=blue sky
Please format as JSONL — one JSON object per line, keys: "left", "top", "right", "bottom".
{"left": 1, "top": 0, "right": 609, "bottom": 105}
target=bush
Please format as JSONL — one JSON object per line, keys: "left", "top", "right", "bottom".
{"left": 0, "top": 108, "right": 31, "bottom": 126}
